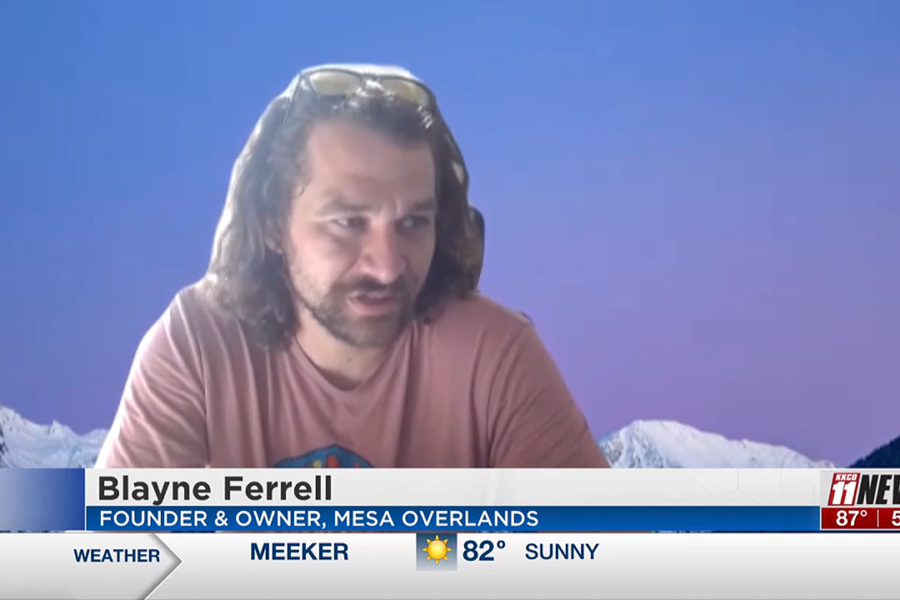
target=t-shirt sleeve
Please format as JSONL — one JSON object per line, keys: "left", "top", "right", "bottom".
{"left": 94, "top": 295, "right": 209, "bottom": 468}
{"left": 486, "top": 324, "right": 611, "bottom": 468}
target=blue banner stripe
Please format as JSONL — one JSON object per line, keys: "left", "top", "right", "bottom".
{"left": 86, "top": 506, "right": 822, "bottom": 533}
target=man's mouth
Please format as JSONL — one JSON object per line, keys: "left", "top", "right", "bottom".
{"left": 348, "top": 291, "right": 398, "bottom": 314}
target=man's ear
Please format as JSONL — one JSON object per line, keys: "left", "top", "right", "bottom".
{"left": 470, "top": 206, "right": 485, "bottom": 245}
{"left": 265, "top": 234, "right": 282, "bottom": 254}
{"left": 470, "top": 206, "right": 485, "bottom": 286}
{"left": 268, "top": 186, "right": 304, "bottom": 255}
{"left": 263, "top": 220, "right": 287, "bottom": 255}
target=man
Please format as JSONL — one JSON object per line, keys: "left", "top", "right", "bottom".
{"left": 96, "top": 64, "right": 609, "bottom": 469}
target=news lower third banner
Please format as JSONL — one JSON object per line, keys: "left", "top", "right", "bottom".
{"left": 2, "top": 468, "right": 900, "bottom": 533}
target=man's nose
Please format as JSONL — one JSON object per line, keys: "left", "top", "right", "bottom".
{"left": 359, "top": 226, "right": 407, "bottom": 283}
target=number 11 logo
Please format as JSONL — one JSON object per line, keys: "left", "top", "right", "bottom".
{"left": 829, "top": 473, "right": 859, "bottom": 506}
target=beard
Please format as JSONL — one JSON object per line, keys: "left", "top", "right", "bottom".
{"left": 290, "top": 261, "right": 421, "bottom": 349}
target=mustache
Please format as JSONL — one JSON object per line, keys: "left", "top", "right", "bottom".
{"left": 337, "top": 277, "right": 412, "bottom": 296}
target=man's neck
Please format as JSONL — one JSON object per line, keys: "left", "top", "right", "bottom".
{"left": 295, "top": 320, "right": 392, "bottom": 391}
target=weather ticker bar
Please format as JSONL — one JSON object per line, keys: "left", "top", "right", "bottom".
{"left": 0, "top": 532, "right": 899, "bottom": 600}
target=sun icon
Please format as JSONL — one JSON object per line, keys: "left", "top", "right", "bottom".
{"left": 422, "top": 535, "right": 452, "bottom": 565}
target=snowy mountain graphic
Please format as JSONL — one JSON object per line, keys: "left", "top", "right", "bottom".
{"left": 598, "top": 420, "right": 834, "bottom": 468}
{"left": 0, "top": 404, "right": 106, "bottom": 468}
{"left": 0, "top": 403, "right": 840, "bottom": 468}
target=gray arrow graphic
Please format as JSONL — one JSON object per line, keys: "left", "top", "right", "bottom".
{"left": 139, "top": 534, "right": 182, "bottom": 600}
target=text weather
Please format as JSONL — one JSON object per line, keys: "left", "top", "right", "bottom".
{"left": 72, "top": 548, "right": 162, "bottom": 564}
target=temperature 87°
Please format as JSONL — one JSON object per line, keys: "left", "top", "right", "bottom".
{"left": 835, "top": 509, "right": 868, "bottom": 527}
{"left": 462, "top": 539, "right": 507, "bottom": 562}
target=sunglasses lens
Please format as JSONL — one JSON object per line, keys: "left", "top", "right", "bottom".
{"left": 380, "top": 78, "right": 433, "bottom": 107}
{"left": 306, "top": 71, "right": 363, "bottom": 96}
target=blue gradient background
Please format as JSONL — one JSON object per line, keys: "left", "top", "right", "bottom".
{"left": 0, "top": 1, "right": 898, "bottom": 465}
{"left": 0, "top": 470, "right": 85, "bottom": 531}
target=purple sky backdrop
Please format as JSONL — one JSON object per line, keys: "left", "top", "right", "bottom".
{"left": 0, "top": 1, "right": 897, "bottom": 466}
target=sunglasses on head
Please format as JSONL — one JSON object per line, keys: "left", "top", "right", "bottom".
{"left": 286, "top": 65, "right": 469, "bottom": 189}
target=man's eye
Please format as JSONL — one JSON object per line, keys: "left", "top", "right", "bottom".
{"left": 335, "top": 216, "right": 365, "bottom": 229}
{"left": 399, "top": 216, "right": 431, "bottom": 231}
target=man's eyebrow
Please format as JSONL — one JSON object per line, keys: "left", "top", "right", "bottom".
{"left": 316, "top": 196, "right": 438, "bottom": 216}
{"left": 409, "top": 197, "right": 438, "bottom": 213}
{"left": 316, "top": 196, "right": 371, "bottom": 215}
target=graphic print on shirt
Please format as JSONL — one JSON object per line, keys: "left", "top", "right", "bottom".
{"left": 274, "top": 445, "right": 373, "bottom": 468}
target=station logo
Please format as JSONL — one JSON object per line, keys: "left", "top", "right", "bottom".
{"left": 828, "top": 472, "right": 900, "bottom": 506}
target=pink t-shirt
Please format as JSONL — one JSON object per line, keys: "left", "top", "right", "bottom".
{"left": 96, "top": 283, "right": 608, "bottom": 469}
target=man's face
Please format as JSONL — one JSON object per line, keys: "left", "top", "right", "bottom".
{"left": 283, "top": 119, "right": 438, "bottom": 348}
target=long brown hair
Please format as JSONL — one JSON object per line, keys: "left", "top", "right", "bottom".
{"left": 204, "top": 80, "right": 483, "bottom": 348}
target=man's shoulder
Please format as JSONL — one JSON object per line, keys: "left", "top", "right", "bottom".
{"left": 161, "top": 279, "right": 248, "bottom": 345}
{"left": 422, "top": 293, "right": 535, "bottom": 347}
